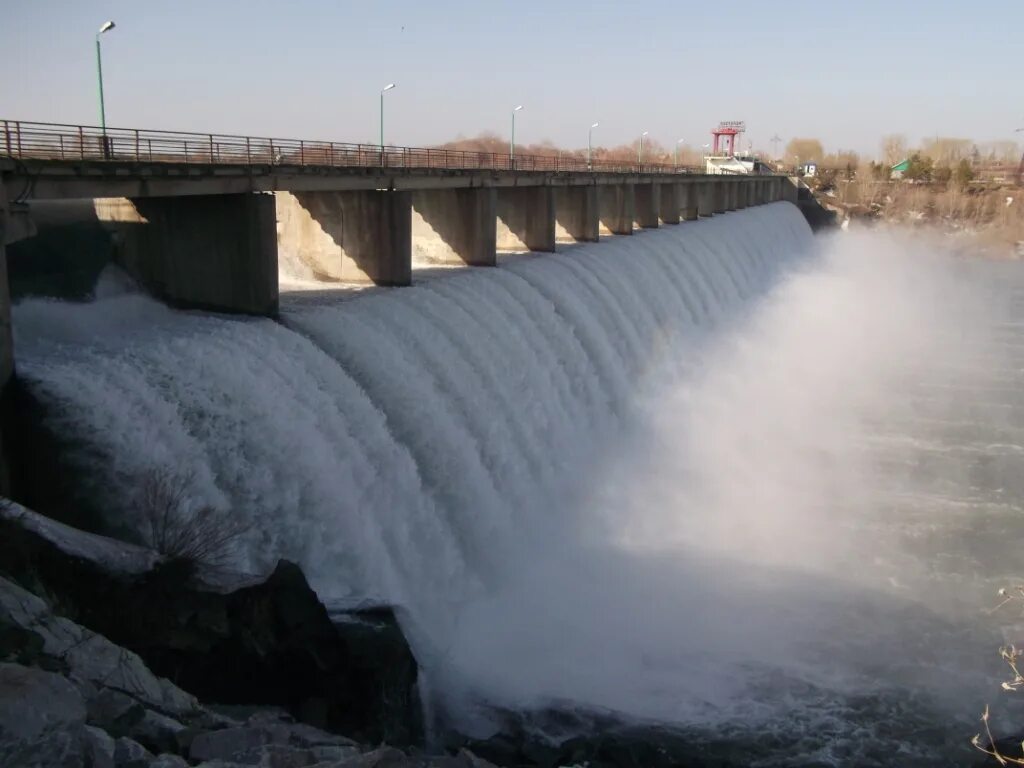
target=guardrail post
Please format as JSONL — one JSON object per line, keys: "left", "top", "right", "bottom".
{"left": 208, "top": 134, "right": 214, "bottom": 163}
{"left": 246, "top": 136, "right": 251, "bottom": 164}
{"left": 269, "top": 139, "right": 275, "bottom": 165}
{"left": 134, "top": 129, "right": 140, "bottom": 161}
{"left": 3, "top": 121, "right": 10, "bottom": 157}
{"left": 184, "top": 140, "right": 189, "bottom": 164}
{"left": 328, "top": 142, "right": 335, "bottom": 166}
{"left": 59, "top": 135, "right": 65, "bottom": 160}
{"left": 300, "top": 140, "right": 305, "bottom": 165}
{"left": 148, "top": 139, "right": 153, "bottom": 161}
{"left": 15, "top": 122, "right": 22, "bottom": 158}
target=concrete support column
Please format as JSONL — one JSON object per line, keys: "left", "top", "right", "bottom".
{"left": 599, "top": 184, "right": 635, "bottom": 235}
{"left": 555, "top": 186, "right": 599, "bottom": 242}
{"left": 0, "top": 185, "right": 13, "bottom": 494}
{"left": 696, "top": 182, "right": 716, "bottom": 217}
{"left": 105, "top": 193, "right": 279, "bottom": 315}
{"left": 412, "top": 188, "right": 497, "bottom": 266}
{"left": 781, "top": 177, "right": 799, "bottom": 203}
{"left": 658, "top": 183, "right": 680, "bottom": 224}
{"left": 679, "top": 183, "right": 699, "bottom": 221}
{"left": 736, "top": 181, "right": 748, "bottom": 209}
{"left": 634, "top": 182, "right": 660, "bottom": 229}
{"left": 275, "top": 190, "right": 412, "bottom": 286}
{"left": 714, "top": 181, "right": 728, "bottom": 214}
{"left": 496, "top": 186, "right": 556, "bottom": 252}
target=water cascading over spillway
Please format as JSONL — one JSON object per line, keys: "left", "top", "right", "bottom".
{"left": 17, "top": 200, "right": 1023, "bottom": 763}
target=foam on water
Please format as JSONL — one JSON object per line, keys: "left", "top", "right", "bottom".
{"left": 13, "top": 202, "right": 1024, "bottom": 764}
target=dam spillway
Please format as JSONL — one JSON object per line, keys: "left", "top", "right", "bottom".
{"left": 13, "top": 200, "right": 1024, "bottom": 763}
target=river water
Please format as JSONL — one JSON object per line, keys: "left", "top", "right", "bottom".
{"left": 11, "top": 202, "right": 1024, "bottom": 765}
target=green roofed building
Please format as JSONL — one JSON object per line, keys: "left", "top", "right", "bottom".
{"left": 890, "top": 158, "right": 911, "bottom": 179}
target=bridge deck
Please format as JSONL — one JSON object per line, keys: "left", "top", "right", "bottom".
{"left": 0, "top": 120, "right": 741, "bottom": 201}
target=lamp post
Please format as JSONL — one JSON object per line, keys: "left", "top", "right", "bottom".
{"left": 674, "top": 138, "right": 685, "bottom": 171}
{"left": 96, "top": 21, "right": 115, "bottom": 134}
{"left": 510, "top": 105, "right": 523, "bottom": 168}
{"left": 380, "top": 83, "right": 395, "bottom": 166}
{"left": 588, "top": 122, "right": 599, "bottom": 170}
{"left": 638, "top": 131, "right": 649, "bottom": 168}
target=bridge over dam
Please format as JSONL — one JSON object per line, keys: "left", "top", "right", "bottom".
{"left": 0, "top": 121, "right": 799, "bottom": 467}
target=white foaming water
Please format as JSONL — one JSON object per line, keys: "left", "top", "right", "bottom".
{"left": 13, "top": 202, "right": 1024, "bottom": 763}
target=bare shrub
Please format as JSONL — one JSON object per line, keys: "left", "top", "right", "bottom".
{"left": 972, "top": 587, "right": 1024, "bottom": 763}
{"left": 137, "top": 469, "right": 250, "bottom": 569}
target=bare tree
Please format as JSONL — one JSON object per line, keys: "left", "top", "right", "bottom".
{"left": 137, "top": 469, "right": 250, "bottom": 569}
{"left": 785, "top": 138, "right": 825, "bottom": 165}
{"left": 881, "top": 134, "right": 908, "bottom": 166}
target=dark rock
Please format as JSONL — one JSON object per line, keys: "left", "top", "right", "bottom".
{"left": 0, "top": 503, "right": 422, "bottom": 745}
{"left": 83, "top": 726, "right": 116, "bottom": 768}
{"left": 148, "top": 755, "right": 189, "bottom": 768}
{"left": 113, "top": 736, "right": 152, "bottom": 768}
{"left": 0, "top": 662, "right": 89, "bottom": 768}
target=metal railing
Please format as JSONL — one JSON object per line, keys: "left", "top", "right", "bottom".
{"left": 1, "top": 119, "right": 703, "bottom": 176}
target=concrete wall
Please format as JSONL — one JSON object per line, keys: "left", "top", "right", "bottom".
{"left": 679, "top": 183, "right": 699, "bottom": 220}
{"left": 104, "top": 193, "right": 279, "bottom": 315}
{"left": 0, "top": 185, "right": 15, "bottom": 494}
{"left": 496, "top": 187, "right": 555, "bottom": 252}
{"left": 658, "top": 184, "right": 680, "bottom": 225}
{"left": 634, "top": 183, "right": 660, "bottom": 229}
{"left": 599, "top": 184, "right": 635, "bottom": 235}
{"left": 782, "top": 178, "right": 799, "bottom": 203}
{"left": 412, "top": 188, "right": 497, "bottom": 266}
{"left": 276, "top": 190, "right": 411, "bottom": 285}
{"left": 554, "top": 186, "right": 599, "bottom": 242}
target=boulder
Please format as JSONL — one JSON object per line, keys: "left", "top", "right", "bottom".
{"left": 0, "top": 503, "right": 422, "bottom": 745}
{"left": 113, "top": 736, "right": 152, "bottom": 767}
{"left": 0, "top": 575, "right": 201, "bottom": 719}
{"left": 0, "top": 662, "right": 88, "bottom": 768}
{"left": 149, "top": 756, "right": 189, "bottom": 768}
{"left": 84, "top": 726, "right": 116, "bottom": 768}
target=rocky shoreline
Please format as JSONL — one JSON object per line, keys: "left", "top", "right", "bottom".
{"left": 0, "top": 500, "right": 486, "bottom": 767}
{"left": 0, "top": 499, "right": 810, "bottom": 768}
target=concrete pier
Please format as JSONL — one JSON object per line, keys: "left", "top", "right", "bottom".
{"left": 104, "top": 193, "right": 278, "bottom": 315}
{"left": 496, "top": 187, "right": 556, "bottom": 252}
{"left": 412, "top": 188, "right": 497, "bottom": 266}
{"left": 276, "top": 191, "right": 412, "bottom": 285}
{"left": 679, "top": 183, "right": 699, "bottom": 221}
{"left": 0, "top": 185, "right": 11, "bottom": 494}
{"left": 599, "top": 184, "right": 635, "bottom": 235}
{"left": 696, "top": 183, "right": 715, "bottom": 217}
{"left": 634, "top": 183, "right": 660, "bottom": 229}
{"left": 658, "top": 183, "right": 680, "bottom": 225}
{"left": 782, "top": 178, "right": 799, "bottom": 203}
{"left": 554, "top": 186, "right": 599, "bottom": 242}
{"left": 713, "top": 183, "right": 727, "bottom": 214}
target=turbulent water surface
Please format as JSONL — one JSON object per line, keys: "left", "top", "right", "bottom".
{"left": 13, "top": 202, "right": 1024, "bottom": 765}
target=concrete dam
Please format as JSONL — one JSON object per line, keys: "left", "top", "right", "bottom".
{"left": 9, "top": 176, "right": 1024, "bottom": 765}
{"left": 9, "top": 198, "right": 816, "bottom": 720}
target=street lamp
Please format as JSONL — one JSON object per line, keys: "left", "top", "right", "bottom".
{"left": 638, "top": 130, "right": 649, "bottom": 168}
{"left": 380, "top": 83, "right": 395, "bottom": 166}
{"left": 510, "top": 105, "right": 523, "bottom": 168}
{"left": 588, "top": 122, "right": 599, "bottom": 170}
{"left": 96, "top": 21, "right": 116, "bottom": 133}
{"left": 674, "top": 138, "right": 685, "bottom": 170}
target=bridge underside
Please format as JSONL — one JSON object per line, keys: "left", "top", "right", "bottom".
{"left": 1, "top": 176, "right": 790, "bottom": 329}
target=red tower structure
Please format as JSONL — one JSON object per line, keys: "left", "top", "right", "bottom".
{"left": 711, "top": 121, "right": 745, "bottom": 156}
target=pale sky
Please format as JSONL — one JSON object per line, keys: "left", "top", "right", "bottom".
{"left": 3, "top": 0, "right": 1021, "bottom": 157}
